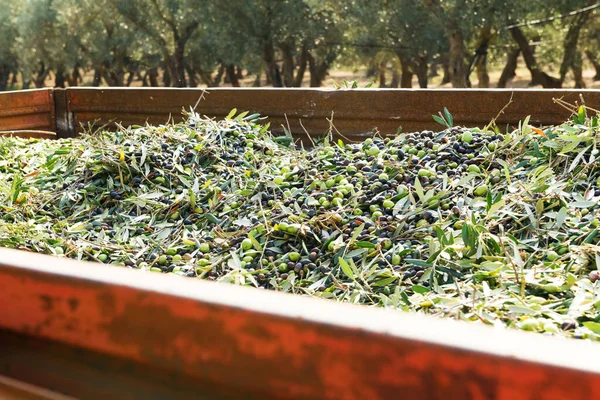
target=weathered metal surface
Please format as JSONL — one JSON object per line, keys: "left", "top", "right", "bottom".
{"left": 52, "top": 89, "right": 74, "bottom": 139}
{"left": 0, "top": 89, "right": 55, "bottom": 133}
{"left": 0, "top": 87, "right": 598, "bottom": 141}
{"left": 0, "top": 248, "right": 599, "bottom": 399}
{"left": 65, "top": 88, "right": 598, "bottom": 140}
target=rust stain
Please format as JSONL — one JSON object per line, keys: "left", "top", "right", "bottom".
{"left": 67, "top": 298, "right": 79, "bottom": 312}
{"left": 38, "top": 295, "right": 54, "bottom": 311}
{"left": 96, "top": 291, "right": 117, "bottom": 317}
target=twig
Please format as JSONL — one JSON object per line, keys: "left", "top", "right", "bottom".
{"left": 484, "top": 91, "right": 514, "bottom": 132}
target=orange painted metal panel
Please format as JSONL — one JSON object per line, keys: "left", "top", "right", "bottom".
{"left": 0, "top": 249, "right": 599, "bottom": 399}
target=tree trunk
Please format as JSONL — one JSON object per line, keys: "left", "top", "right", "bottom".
{"left": 0, "top": 66, "right": 9, "bottom": 91}
{"left": 163, "top": 63, "right": 172, "bottom": 87}
{"left": 148, "top": 68, "right": 159, "bottom": 87}
{"left": 572, "top": 51, "right": 585, "bottom": 88}
{"left": 559, "top": 10, "right": 591, "bottom": 84}
{"left": 476, "top": 54, "right": 489, "bottom": 88}
{"left": 214, "top": 64, "right": 226, "bottom": 86}
{"left": 497, "top": 48, "right": 520, "bottom": 88}
{"left": 391, "top": 68, "right": 400, "bottom": 88}
{"left": 236, "top": 66, "right": 244, "bottom": 79}
{"left": 448, "top": 32, "right": 468, "bottom": 87}
{"left": 280, "top": 42, "right": 295, "bottom": 87}
{"left": 264, "top": 41, "right": 283, "bottom": 87}
{"left": 196, "top": 68, "right": 215, "bottom": 86}
{"left": 585, "top": 50, "right": 600, "bottom": 80}
{"left": 141, "top": 71, "right": 149, "bottom": 87}
{"left": 307, "top": 57, "right": 322, "bottom": 87}
{"left": 441, "top": 55, "right": 451, "bottom": 84}
{"left": 423, "top": 0, "right": 467, "bottom": 87}
{"left": 307, "top": 51, "right": 335, "bottom": 87}
{"left": 253, "top": 72, "right": 261, "bottom": 87}
{"left": 413, "top": 56, "right": 428, "bottom": 88}
{"left": 510, "top": 27, "right": 561, "bottom": 88}
{"left": 92, "top": 68, "right": 102, "bottom": 87}
{"left": 34, "top": 62, "right": 49, "bottom": 88}
{"left": 125, "top": 70, "right": 136, "bottom": 87}
{"left": 185, "top": 65, "right": 198, "bottom": 87}
{"left": 398, "top": 56, "right": 413, "bottom": 88}
{"left": 429, "top": 61, "right": 439, "bottom": 78}
{"left": 55, "top": 65, "right": 66, "bottom": 88}
{"left": 292, "top": 44, "right": 308, "bottom": 87}
{"left": 66, "top": 65, "right": 81, "bottom": 87}
{"left": 378, "top": 61, "right": 387, "bottom": 88}
{"left": 226, "top": 64, "right": 240, "bottom": 87}
{"left": 173, "top": 40, "right": 187, "bottom": 87}
{"left": 466, "top": 27, "right": 492, "bottom": 88}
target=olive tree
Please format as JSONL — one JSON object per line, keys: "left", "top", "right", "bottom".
{"left": 0, "top": 2, "right": 18, "bottom": 90}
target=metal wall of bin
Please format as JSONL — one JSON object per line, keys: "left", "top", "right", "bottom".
{"left": 1, "top": 88, "right": 600, "bottom": 399}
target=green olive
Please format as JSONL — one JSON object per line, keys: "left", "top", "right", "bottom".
{"left": 242, "top": 238, "right": 253, "bottom": 251}
{"left": 461, "top": 131, "right": 473, "bottom": 143}
{"left": 467, "top": 165, "right": 481, "bottom": 174}
{"left": 382, "top": 199, "right": 395, "bottom": 209}
{"left": 474, "top": 185, "right": 488, "bottom": 197}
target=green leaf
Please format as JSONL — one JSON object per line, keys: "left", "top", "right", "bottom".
{"left": 568, "top": 146, "right": 590, "bottom": 172}
{"left": 348, "top": 224, "right": 364, "bottom": 247}
{"left": 226, "top": 108, "right": 237, "bottom": 119}
{"left": 405, "top": 259, "right": 432, "bottom": 267}
{"left": 339, "top": 258, "right": 355, "bottom": 281}
{"left": 443, "top": 107, "right": 453, "bottom": 127}
{"left": 248, "top": 233, "right": 262, "bottom": 251}
{"left": 578, "top": 105, "right": 586, "bottom": 123}
{"left": 432, "top": 115, "right": 447, "bottom": 127}
{"left": 234, "top": 111, "right": 249, "bottom": 121}
{"left": 228, "top": 252, "right": 242, "bottom": 269}
{"left": 414, "top": 177, "right": 425, "bottom": 201}
{"left": 583, "top": 321, "right": 600, "bottom": 335}
{"left": 584, "top": 229, "right": 598, "bottom": 244}
{"left": 556, "top": 207, "right": 567, "bottom": 229}
{"left": 355, "top": 241, "right": 376, "bottom": 249}
{"left": 412, "top": 285, "right": 430, "bottom": 294}
{"left": 487, "top": 199, "right": 505, "bottom": 218}
{"left": 372, "top": 276, "right": 397, "bottom": 287}
{"left": 569, "top": 201, "right": 595, "bottom": 208}
{"left": 205, "top": 213, "right": 221, "bottom": 224}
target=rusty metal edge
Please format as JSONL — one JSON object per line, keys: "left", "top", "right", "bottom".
{"left": 0, "top": 375, "right": 75, "bottom": 400}
{"left": 1, "top": 248, "right": 599, "bottom": 375}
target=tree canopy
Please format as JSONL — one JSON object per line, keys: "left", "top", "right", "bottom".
{"left": 1, "top": 0, "right": 599, "bottom": 90}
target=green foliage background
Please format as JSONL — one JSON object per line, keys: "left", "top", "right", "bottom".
{"left": 0, "top": 0, "right": 599, "bottom": 90}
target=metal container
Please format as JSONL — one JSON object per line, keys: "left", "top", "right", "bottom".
{"left": 1, "top": 88, "right": 599, "bottom": 399}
